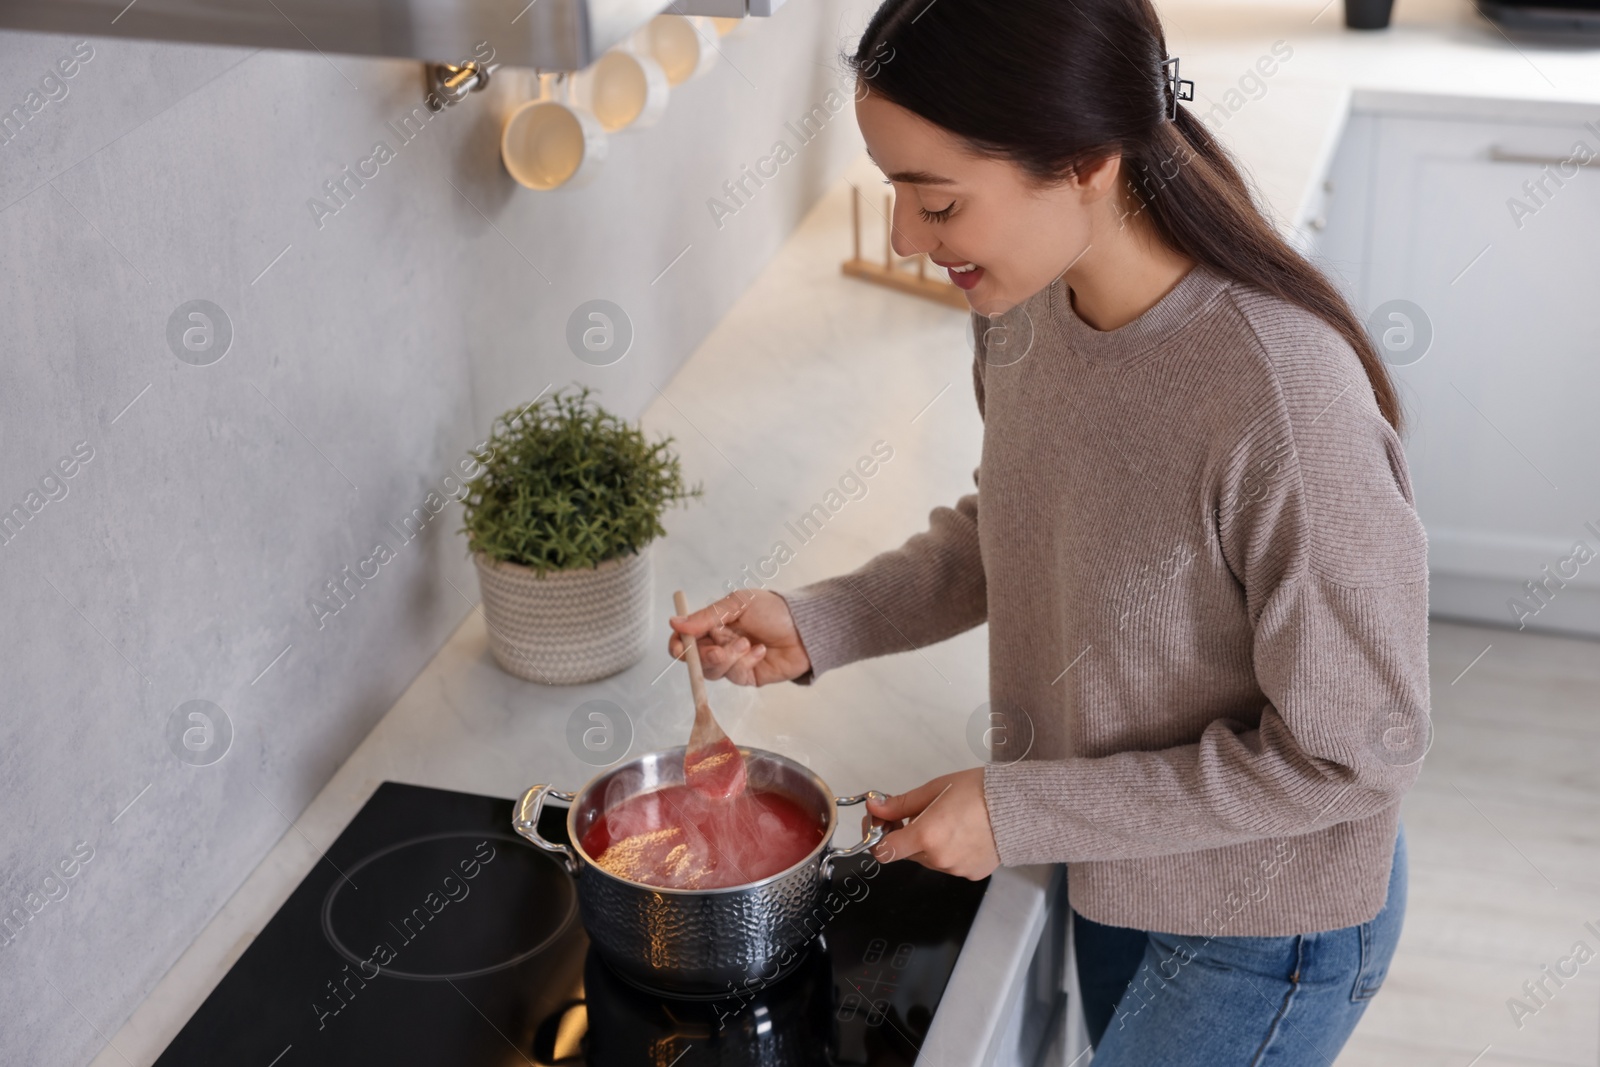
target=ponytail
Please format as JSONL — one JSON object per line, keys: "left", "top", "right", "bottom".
{"left": 1129, "top": 108, "right": 1404, "bottom": 434}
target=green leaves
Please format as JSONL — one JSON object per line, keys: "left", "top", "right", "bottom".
{"left": 459, "top": 386, "right": 701, "bottom": 576}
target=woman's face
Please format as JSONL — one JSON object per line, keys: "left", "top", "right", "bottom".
{"left": 855, "top": 87, "right": 1120, "bottom": 315}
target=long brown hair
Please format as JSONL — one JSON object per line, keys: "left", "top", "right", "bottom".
{"left": 846, "top": 0, "right": 1404, "bottom": 434}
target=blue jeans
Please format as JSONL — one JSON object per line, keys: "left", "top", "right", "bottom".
{"left": 1074, "top": 823, "right": 1407, "bottom": 1065}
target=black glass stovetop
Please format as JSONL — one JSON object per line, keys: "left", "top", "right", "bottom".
{"left": 155, "top": 781, "right": 989, "bottom": 1066}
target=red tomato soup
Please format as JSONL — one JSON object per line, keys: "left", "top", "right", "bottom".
{"left": 580, "top": 785, "right": 825, "bottom": 889}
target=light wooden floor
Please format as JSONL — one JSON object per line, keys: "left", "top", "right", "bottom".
{"left": 1338, "top": 618, "right": 1600, "bottom": 1066}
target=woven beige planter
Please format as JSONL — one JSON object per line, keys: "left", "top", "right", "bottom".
{"left": 473, "top": 549, "right": 653, "bottom": 684}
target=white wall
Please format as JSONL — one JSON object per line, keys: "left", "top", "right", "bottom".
{"left": 0, "top": 5, "right": 873, "bottom": 1062}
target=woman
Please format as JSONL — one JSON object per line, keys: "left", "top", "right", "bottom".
{"left": 669, "top": 0, "right": 1430, "bottom": 1060}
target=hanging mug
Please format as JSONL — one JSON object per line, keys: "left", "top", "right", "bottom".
{"left": 710, "top": 16, "right": 757, "bottom": 40}
{"left": 501, "top": 71, "right": 608, "bottom": 190}
{"left": 574, "top": 47, "right": 670, "bottom": 133}
{"left": 635, "top": 15, "right": 720, "bottom": 86}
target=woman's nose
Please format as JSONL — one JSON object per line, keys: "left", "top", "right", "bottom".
{"left": 889, "top": 229, "right": 924, "bottom": 258}
{"left": 887, "top": 198, "right": 931, "bottom": 258}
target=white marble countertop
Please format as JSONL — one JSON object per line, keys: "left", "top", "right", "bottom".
{"left": 95, "top": 3, "right": 1600, "bottom": 1064}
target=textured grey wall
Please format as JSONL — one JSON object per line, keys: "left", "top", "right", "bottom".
{"left": 0, "top": 5, "right": 870, "bottom": 1062}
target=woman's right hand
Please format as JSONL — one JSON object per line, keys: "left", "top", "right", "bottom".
{"left": 667, "top": 589, "right": 811, "bottom": 687}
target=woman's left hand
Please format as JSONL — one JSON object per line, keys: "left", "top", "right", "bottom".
{"left": 864, "top": 768, "right": 1000, "bottom": 881}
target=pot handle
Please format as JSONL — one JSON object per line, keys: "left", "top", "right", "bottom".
{"left": 823, "top": 790, "right": 888, "bottom": 879}
{"left": 513, "top": 784, "right": 581, "bottom": 876}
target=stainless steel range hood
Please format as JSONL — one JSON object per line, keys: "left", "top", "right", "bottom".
{"left": 0, "top": 0, "right": 774, "bottom": 70}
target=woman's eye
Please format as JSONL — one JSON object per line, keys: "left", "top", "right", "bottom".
{"left": 918, "top": 202, "right": 955, "bottom": 223}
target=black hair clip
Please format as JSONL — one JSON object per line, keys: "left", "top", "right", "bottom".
{"left": 1161, "top": 56, "right": 1195, "bottom": 121}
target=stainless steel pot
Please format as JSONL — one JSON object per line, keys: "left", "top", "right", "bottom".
{"left": 513, "top": 745, "right": 885, "bottom": 999}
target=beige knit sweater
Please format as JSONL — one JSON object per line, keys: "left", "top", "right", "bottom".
{"left": 780, "top": 262, "right": 1431, "bottom": 936}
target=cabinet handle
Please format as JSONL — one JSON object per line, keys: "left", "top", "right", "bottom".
{"left": 1487, "top": 145, "right": 1596, "bottom": 167}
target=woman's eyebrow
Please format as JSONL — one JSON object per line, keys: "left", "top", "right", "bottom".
{"left": 864, "top": 150, "right": 956, "bottom": 187}
{"left": 883, "top": 169, "right": 956, "bottom": 186}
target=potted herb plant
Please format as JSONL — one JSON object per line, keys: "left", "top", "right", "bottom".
{"left": 461, "top": 386, "right": 700, "bottom": 684}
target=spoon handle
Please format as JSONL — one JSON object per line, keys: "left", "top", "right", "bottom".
{"left": 672, "top": 590, "right": 711, "bottom": 715}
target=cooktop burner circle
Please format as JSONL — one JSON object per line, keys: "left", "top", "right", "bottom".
{"left": 320, "top": 830, "right": 576, "bottom": 981}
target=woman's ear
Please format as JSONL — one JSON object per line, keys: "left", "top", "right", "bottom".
{"left": 1073, "top": 152, "right": 1125, "bottom": 201}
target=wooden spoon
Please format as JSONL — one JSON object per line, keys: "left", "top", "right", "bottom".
{"left": 673, "top": 590, "right": 749, "bottom": 800}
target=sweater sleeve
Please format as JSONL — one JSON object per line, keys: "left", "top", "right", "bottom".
{"left": 777, "top": 330, "right": 990, "bottom": 682}
{"left": 982, "top": 363, "right": 1432, "bottom": 865}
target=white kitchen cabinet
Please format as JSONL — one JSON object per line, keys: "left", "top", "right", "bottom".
{"left": 1309, "top": 92, "right": 1600, "bottom": 639}
{"left": 927, "top": 864, "right": 1083, "bottom": 1066}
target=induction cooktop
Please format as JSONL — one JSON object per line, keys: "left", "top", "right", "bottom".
{"left": 154, "top": 781, "right": 990, "bottom": 1066}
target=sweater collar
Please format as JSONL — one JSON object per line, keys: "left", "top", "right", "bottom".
{"left": 1046, "top": 261, "right": 1230, "bottom": 365}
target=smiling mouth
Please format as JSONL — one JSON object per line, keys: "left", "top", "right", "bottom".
{"left": 932, "top": 258, "right": 984, "bottom": 290}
